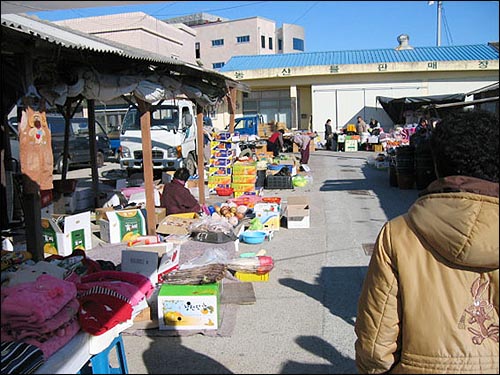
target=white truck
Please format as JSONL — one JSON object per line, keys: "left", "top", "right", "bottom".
{"left": 119, "top": 99, "right": 199, "bottom": 177}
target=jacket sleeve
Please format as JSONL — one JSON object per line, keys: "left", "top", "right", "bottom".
{"left": 355, "top": 221, "right": 401, "bottom": 374}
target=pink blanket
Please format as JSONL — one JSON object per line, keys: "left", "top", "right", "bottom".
{"left": 1, "top": 274, "right": 77, "bottom": 324}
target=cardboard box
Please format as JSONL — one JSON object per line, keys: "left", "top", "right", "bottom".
{"left": 156, "top": 213, "right": 200, "bottom": 235}
{"left": 133, "top": 306, "right": 152, "bottom": 322}
{"left": 345, "top": 139, "right": 358, "bottom": 152}
{"left": 285, "top": 196, "right": 310, "bottom": 229}
{"left": 254, "top": 202, "right": 280, "bottom": 231}
{"left": 155, "top": 207, "right": 167, "bottom": 226}
{"left": 157, "top": 282, "right": 221, "bottom": 331}
{"left": 99, "top": 209, "right": 147, "bottom": 243}
{"left": 121, "top": 250, "right": 159, "bottom": 286}
{"left": 41, "top": 211, "right": 92, "bottom": 256}
{"left": 95, "top": 207, "right": 116, "bottom": 222}
{"left": 127, "top": 242, "right": 173, "bottom": 256}
{"left": 156, "top": 245, "right": 181, "bottom": 284}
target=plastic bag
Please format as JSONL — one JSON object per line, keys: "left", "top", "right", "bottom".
{"left": 180, "top": 247, "right": 231, "bottom": 270}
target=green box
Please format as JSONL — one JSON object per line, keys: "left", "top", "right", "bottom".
{"left": 157, "top": 282, "right": 221, "bottom": 331}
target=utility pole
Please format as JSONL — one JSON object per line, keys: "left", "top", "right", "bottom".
{"left": 437, "top": 1, "right": 442, "bottom": 46}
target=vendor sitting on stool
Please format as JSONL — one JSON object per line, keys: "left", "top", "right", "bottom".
{"left": 160, "top": 167, "right": 201, "bottom": 214}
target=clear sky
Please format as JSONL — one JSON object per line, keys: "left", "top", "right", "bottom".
{"left": 30, "top": 1, "right": 499, "bottom": 52}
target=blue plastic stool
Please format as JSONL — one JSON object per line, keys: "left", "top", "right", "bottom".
{"left": 79, "top": 334, "right": 129, "bottom": 374}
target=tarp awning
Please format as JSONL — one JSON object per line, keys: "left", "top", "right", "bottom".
{"left": 376, "top": 93, "right": 466, "bottom": 123}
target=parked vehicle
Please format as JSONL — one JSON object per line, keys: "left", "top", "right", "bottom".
{"left": 47, "top": 116, "right": 112, "bottom": 174}
{"left": 119, "top": 99, "right": 198, "bottom": 177}
{"left": 106, "top": 124, "right": 121, "bottom": 160}
{"left": 7, "top": 115, "right": 112, "bottom": 174}
{"left": 230, "top": 114, "right": 265, "bottom": 136}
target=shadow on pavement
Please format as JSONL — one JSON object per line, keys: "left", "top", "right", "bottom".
{"left": 319, "top": 160, "right": 419, "bottom": 221}
{"left": 280, "top": 336, "right": 357, "bottom": 374}
{"left": 278, "top": 265, "right": 367, "bottom": 373}
{"left": 142, "top": 333, "right": 233, "bottom": 374}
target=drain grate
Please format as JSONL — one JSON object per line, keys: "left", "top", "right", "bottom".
{"left": 340, "top": 169, "right": 357, "bottom": 172}
{"left": 347, "top": 190, "right": 372, "bottom": 196}
{"left": 362, "top": 243, "right": 375, "bottom": 256}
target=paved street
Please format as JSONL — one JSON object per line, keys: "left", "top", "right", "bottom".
{"left": 76, "top": 149, "right": 418, "bottom": 374}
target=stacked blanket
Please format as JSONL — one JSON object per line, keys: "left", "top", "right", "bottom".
{"left": 1, "top": 274, "right": 80, "bottom": 360}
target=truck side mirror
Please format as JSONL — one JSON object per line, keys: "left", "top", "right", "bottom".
{"left": 183, "top": 113, "right": 193, "bottom": 127}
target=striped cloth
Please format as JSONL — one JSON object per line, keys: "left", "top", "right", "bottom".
{"left": 1, "top": 341, "right": 44, "bottom": 374}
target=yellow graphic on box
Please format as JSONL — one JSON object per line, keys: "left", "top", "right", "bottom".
{"left": 162, "top": 300, "right": 215, "bottom": 327}
{"left": 115, "top": 210, "right": 145, "bottom": 242}
{"left": 41, "top": 219, "right": 58, "bottom": 254}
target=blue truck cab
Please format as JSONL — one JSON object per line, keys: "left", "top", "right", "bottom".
{"left": 230, "top": 114, "right": 264, "bottom": 136}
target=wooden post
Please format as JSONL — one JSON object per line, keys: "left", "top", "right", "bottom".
{"left": 61, "top": 105, "right": 71, "bottom": 180}
{"left": 23, "top": 175, "right": 43, "bottom": 261}
{"left": 136, "top": 98, "right": 157, "bottom": 235}
{"left": 87, "top": 99, "right": 99, "bottom": 208}
{"left": 196, "top": 107, "right": 205, "bottom": 205}
{"left": 227, "top": 87, "right": 237, "bottom": 133}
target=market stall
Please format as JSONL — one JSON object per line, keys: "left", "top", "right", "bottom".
{"left": 2, "top": 124, "right": 317, "bottom": 374}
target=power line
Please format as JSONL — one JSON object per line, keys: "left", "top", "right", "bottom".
{"left": 292, "top": 1, "right": 320, "bottom": 24}
{"left": 152, "top": 1, "right": 268, "bottom": 18}
{"left": 441, "top": 6, "right": 454, "bottom": 45}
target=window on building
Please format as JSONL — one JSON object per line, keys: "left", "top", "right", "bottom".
{"left": 236, "top": 35, "right": 250, "bottom": 43}
{"left": 278, "top": 39, "right": 282, "bottom": 51}
{"left": 268, "top": 37, "right": 273, "bottom": 50}
{"left": 195, "top": 42, "right": 200, "bottom": 59}
{"left": 212, "top": 39, "right": 224, "bottom": 47}
{"left": 212, "top": 62, "right": 225, "bottom": 69}
{"left": 293, "top": 38, "right": 304, "bottom": 51}
{"left": 242, "top": 89, "right": 291, "bottom": 127}
{"left": 261, "top": 35, "right": 265, "bottom": 49}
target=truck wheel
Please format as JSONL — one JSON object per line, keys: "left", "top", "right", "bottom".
{"left": 185, "top": 154, "right": 197, "bottom": 176}
{"left": 96, "top": 151, "right": 104, "bottom": 167}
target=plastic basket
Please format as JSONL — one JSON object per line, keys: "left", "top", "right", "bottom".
{"left": 265, "top": 175, "right": 293, "bottom": 189}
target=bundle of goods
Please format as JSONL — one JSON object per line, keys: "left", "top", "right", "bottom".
{"left": 227, "top": 256, "right": 274, "bottom": 275}
{"left": 160, "top": 263, "right": 227, "bottom": 285}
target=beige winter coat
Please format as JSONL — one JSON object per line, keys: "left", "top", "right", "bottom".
{"left": 355, "top": 176, "right": 499, "bottom": 374}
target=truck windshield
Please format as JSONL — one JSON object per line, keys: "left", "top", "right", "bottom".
{"left": 122, "top": 107, "right": 180, "bottom": 131}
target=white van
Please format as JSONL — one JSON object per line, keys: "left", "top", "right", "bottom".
{"left": 119, "top": 99, "right": 198, "bottom": 177}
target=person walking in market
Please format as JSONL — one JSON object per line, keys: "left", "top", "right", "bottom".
{"left": 354, "top": 109, "right": 499, "bottom": 374}
{"left": 324, "top": 118, "right": 334, "bottom": 150}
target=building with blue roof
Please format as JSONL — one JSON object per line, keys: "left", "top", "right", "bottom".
{"left": 219, "top": 35, "right": 498, "bottom": 135}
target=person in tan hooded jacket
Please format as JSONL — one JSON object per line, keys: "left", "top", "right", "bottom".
{"left": 355, "top": 110, "right": 499, "bottom": 374}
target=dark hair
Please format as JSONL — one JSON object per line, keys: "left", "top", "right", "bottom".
{"left": 430, "top": 110, "right": 499, "bottom": 182}
{"left": 174, "top": 167, "right": 191, "bottom": 182}
{"left": 278, "top": 129, "right": 285, "bottom": 134}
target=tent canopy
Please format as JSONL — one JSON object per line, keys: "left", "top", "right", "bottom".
{"left": 377, "top": 93, "right": 466, "bottom": 124}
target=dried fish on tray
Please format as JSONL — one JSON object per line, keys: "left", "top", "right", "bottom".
{"left": 160, "top": 263, "right": 227, "bottom": 285}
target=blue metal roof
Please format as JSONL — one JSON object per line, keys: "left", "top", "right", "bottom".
{"left": 220, "top": 44, "right": 499, "bottom": 72}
